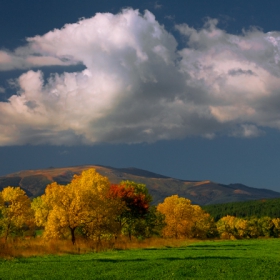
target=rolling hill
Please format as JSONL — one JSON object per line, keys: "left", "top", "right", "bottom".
{"left": 0, "top": 165, "right": 280, "bottom": 205}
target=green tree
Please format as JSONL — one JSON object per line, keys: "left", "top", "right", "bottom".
{"left": 108, "top": 181, "right": 152, "bottom": 240}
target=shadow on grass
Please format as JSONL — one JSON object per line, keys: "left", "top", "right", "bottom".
{"left": 188, "top": 244, "right": 251, "bottom": 248}
{"left": 161, "top": 256, "right": 240, "bottom": 261}
{"left": 17, "top": 258, "right": 147, "bottom": 264}
{"left": 142, "top": 245, "right": 248, "bottom": 251}
{"left": 96, "top": 258, "right": 146, "bottom": 263}
{"left": 188, "top": 248, "right": 247, "bottom": 251}
{"left": 93, "top": 256, "right": 241, "bottom": 263}
{"left": 141, "top": 247, "right": 178, "bottom": 250}
{"left": 187, "top": 244, "right": 251, "bottom": 250}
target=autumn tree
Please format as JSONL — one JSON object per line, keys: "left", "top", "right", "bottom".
{"left": 216, "top": 215, "right": 238, "bottom": 239}
{"left": 108, "top": 181, "right": 153, "bottom": 240}
{"left": 246, "top": 217, "right": 262, "bottom": 238}
{"left": 32, "top": 169, "right": 123, "bottom": 245}
{"left": 80, "top": 177, "right": 124, "bottom": 244}
{"left": 272, "top": 218, "right": 280, "bottom": 237}
{"left": 31, "top": 195, "right": 51, "bottom": 228}
{"left": 216, "top": 215, "right": 279, "bottom": 239}
{"left": 261, "top": 217, "right": 276, "bottom": 237}
{"left": 32, "top": 181, "right": 82, "bottom": 244}
{"left": 0, "top": 186, "right": 33, "bottom": 241}
{"left": 157, "top": 195, "right": 215, "bottom": 239}
{"left": 190, "top": 205, "right": 218, "bottom": 238}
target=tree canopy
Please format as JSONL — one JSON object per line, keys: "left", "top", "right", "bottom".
{"left": 0, "top": 186, "right": 33, "bottom": 241}
{"left": 157, "top": 195, "right": 216, "bottom": 239}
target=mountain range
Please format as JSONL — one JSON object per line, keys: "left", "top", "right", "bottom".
{"left": 0, "top": 165, "right": 279, "bottom": 205}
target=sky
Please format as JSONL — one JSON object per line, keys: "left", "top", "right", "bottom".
{"left": 1, "top": 0, "right": 280, "bottom": 191}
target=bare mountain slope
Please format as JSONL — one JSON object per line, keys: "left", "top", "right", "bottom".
{"left": 0, "top": 165, "right": 279, "bottom": 205}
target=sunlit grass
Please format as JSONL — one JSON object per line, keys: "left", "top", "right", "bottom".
{"left": 0, "top": 238, "right": 280, "bottom": 279}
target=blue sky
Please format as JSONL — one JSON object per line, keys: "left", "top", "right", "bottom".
{"left": 1, "top": 0, "right": 280, "bottom": 191}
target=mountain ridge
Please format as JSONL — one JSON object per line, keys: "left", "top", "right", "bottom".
{"left": 0, "top": 165, "right": 279, "bottom": 205}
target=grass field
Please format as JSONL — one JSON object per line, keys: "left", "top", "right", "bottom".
{"left": 0, "top": 239, "right": 279, "bottom": 279}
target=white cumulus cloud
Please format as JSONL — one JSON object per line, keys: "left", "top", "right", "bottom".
{"left": 1, "top": 9, "right": 280, "bottom": 145}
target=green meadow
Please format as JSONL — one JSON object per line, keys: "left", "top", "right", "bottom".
{"left": 0, "top": 239, "right": 279, "bottom": 279}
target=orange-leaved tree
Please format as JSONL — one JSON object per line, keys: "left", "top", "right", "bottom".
{"left": 0, "top": 186, "right": 33, "bottom": 241}
{"left": 157, "top": 195, "right": 215, "bottom": 239}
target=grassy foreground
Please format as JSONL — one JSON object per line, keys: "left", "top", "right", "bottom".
{"left": 0, "top": 239, "right": 279, "bottom": 279}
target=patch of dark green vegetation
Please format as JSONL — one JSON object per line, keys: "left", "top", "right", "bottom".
{"left": 203, "top": 197, "right": 280, "bottom": 221}
{"left": 1, "top": 239, "right": 280, "bottom": 279}
{"left": 20, "top": 175, "right": 52, "bottom": 197}
{"left": 53, "top": 171, "right": 77, "bottom": 185}
{"left": 0, "top": 177, "right": 21, "bottom": 191}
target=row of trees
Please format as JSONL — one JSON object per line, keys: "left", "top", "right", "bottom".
{"left": 203, "top": 198, "right": 280, "bottom": 221}
{"left": 1, "top": 168, "right": 280, "bottom": 244}
{"left": 0, "top": 169, "right": 164, "bottom": 244}
{"left": 32, "top": 169, "right": 158, "bottom": 244}
{"left": 217, "top": 215, "right": 280, "bottom": 239}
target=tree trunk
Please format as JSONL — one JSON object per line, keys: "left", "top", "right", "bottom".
{"left": 4, "top": 223, "right": 11, "bottom": 243}
{"left": 70, "top": 227, "right": 76, "bottom": 245}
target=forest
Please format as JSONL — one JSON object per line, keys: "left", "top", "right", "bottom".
{"left": 203, "top": 198, "right": 280, "bottom": 221}
{"left": 1, "top": 168, "right": 280, "bottom": 255}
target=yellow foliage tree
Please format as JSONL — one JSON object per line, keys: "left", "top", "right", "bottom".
{"left": 33, "top": 169, "right": 123, "bottom": 244}
{"left": 217, "top": 216, "right": 280, "bottom": 239}
{"left": 217, "top": 215, "right": 250, "bottom": 239}
{"left": 157, "top": 195, "right": 215, "bottom": 238}
{"left": 216, "top": 215, "right": 238, "bottom": 239}
{"left": 31, "top": 195, "right": 51, "bottom": 227}
{"left": 0, "top": 186, "right": 33, "bottom": 241}
{"left": 68, "top": 169, "right": 124, "bottom": 243}
{"left": 272, "top": 218, "right": 280, "bottom": 237}
{"left": 190, "top": 205, "right": 217, "bottom": 238}
{"left": 235, "top": 218, "right": 248, "bottom": 238}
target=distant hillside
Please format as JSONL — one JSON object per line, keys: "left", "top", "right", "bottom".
{"left": 0, "top": 165, "right": 280, "bottom": 205}
{"left": 202, "top": 198, "right": 280, "bottom": 221}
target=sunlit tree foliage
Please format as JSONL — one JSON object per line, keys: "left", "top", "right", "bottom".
{"left": 0, "top": 187, "right": 33, "bottom": 241}
{"left": 157, "top": 195, "right": 216, "bottom": 239}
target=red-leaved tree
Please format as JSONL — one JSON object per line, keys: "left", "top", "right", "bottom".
{"left": 109, "top": 181, "right": 152, "bottom": 240}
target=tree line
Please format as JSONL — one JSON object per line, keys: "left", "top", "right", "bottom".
{"left": 1, "top": 168, "right": 280, "bottom": 244}
{"left": 202, "top": 198, "right": 280, "bottom": 221}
